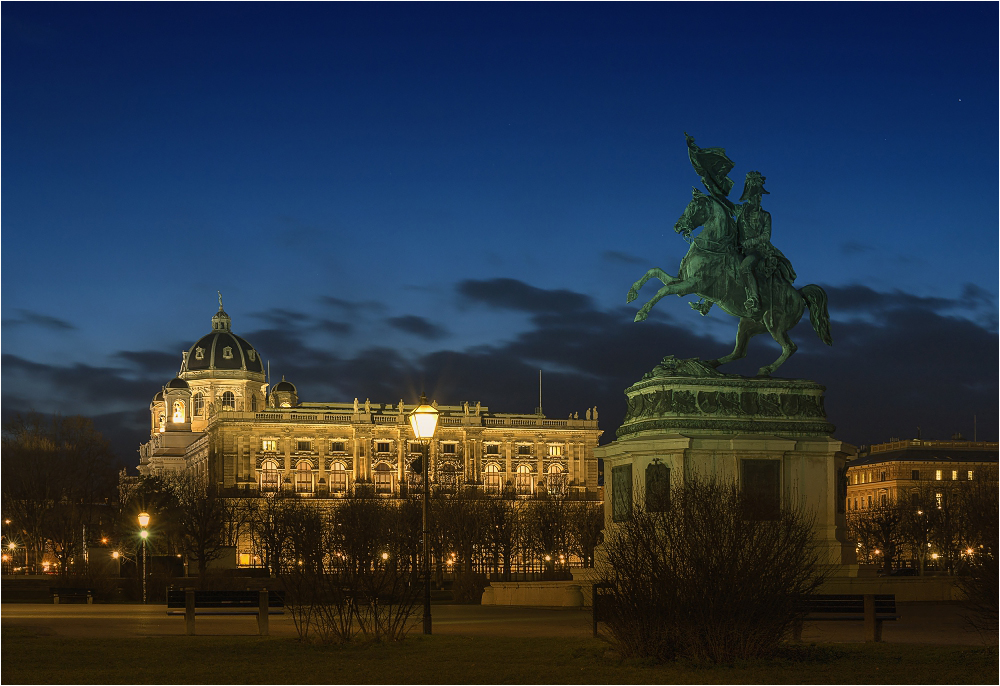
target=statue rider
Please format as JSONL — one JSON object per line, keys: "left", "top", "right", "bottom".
{"left": 734, "top": 171, "right": 796, "bottom": 313}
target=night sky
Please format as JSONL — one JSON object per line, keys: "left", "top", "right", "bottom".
{"left": 3, "top": 2, "right": 997, "bottom": 470}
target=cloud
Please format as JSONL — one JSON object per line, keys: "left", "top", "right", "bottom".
{"left": 3, "top": 281, "right": 995, "bottom": 473}
{"left": 114, "top": 350, "right": 181, "bottom": 377}
{"left": 387, "top": 315, "right": 448, "bottom": 340}
{"left": 250, "top": 308, "right": 353, "bottom": 336}
{"left": 2, "top": 309, "right": 76, "bottom": 331}
{"left": 457, "top": 278, "right": 593, "bottom": 314}
{"left": 602, "top": 250, "right": 648, "bottom": 266}
{"left": 839, "top": 241, "right": 874, "bottom": 255}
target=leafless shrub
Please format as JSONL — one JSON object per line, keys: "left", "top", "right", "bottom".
{"left": 599, "top": 477, "right": 824, "bottom": 663}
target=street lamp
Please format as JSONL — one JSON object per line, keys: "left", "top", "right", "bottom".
{"left": 138, "top": 512, "right": 150, "bottom": 603}
{"left": 409, "top": 393, "right": 438, "bottom": 635}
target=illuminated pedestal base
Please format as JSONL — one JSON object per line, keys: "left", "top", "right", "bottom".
{"left": 595, "top": 359, "right": 854, "bottom": 566}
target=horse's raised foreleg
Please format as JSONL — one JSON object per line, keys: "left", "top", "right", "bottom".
{"left": 627, "top": 267, "right": 678, "bottom": 304}
{"left": 758, "top": 327, "right": 798, "bottom": 377}
{"left": 707, "top": 317, "right": 764, "bottom": 368}
{"left": 634, "top": 279, "right": 694, "bottom": 322}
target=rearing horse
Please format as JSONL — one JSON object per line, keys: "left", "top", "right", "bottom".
{"left": 626, "top": 188, "right": 832, "bottom": 376}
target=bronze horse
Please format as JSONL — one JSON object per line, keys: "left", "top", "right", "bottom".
{"left": 627, "top": 188, "right": 832, "bottom": 376}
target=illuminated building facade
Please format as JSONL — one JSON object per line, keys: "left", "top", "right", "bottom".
{"left": 138, "top": 304, "right": 604, "bottom": 499}
{"left": 845, "top": 438, "right": 998, "bottom": 510}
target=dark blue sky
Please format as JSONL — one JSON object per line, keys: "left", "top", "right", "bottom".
{"left": 3, "top": 2, "right": 997, "bottom": 467}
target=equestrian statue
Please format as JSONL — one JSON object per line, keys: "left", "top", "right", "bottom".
{"left": 627, "top": 133, "right": 832, "bottom": 376}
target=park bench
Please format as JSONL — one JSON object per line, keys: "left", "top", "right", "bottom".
{"left": 50, "top": 587, "right": 94, "bottom": 604}
{"left": 166, "top": 589, "right": 285, "bottom": 636}
{"left": 795, "top": 593, "right": 898, "bottom": 642}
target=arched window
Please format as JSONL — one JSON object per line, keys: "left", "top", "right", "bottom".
{"left": 330, "top": 461, "right": 348, "bottom": 493}
{"left": 260, "top": 459, "right": 279, "bottom": 492}
{"left": 374, "top": 463, "right": 393, "bottom": 495}
{"left": 484, "top": 463, "right": 502, "bottom": 494}
{"left": 295, "top": 461, "right": 313, "bottom": 493}
{"left": 172, "top": 400, "right": 185, "bottom": 424}
{"left": 193, "top": 392, "right": 204, "bottom": 416}
{"left": 547, "top": 463, "right": 566, "bottom": 496}
{"left": 516, "top": 464, "right": 533, "bottom": 495}
{"left": 158, "top": 413, "right": 165, "bottom": 433}
{"left": 222, "top": 391, "right": 236, "bottom": 410}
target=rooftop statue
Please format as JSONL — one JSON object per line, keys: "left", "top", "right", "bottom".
{"left": 627, "top": 134, "right": 832, "bottom": 376}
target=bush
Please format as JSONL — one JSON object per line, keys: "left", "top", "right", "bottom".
{"left": 598, "top": 477, "right": 824, "bottom": 663}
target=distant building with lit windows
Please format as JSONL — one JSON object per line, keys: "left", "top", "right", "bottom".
{"left": 138, "top": 303, "right": 604, "bottom": 500}
{"left": 845, "top": 438, "right": 998, "bottom": 511}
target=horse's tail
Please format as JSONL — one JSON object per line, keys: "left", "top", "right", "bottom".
{"left": 799, "top": 284, "right": 833, "bottom": 346}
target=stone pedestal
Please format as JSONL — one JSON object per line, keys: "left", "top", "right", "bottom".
{"left": 595, "top": 357, "right": 854, "bottom": 566}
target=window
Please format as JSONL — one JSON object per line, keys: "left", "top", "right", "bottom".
{"left": 262, "top": 439, "right": 278, "bottom": 452}
{"left": 547, "top": 464, "right": 566, "bottom": 496}
{"left": 645, "top": 462, "right": 669, "bottom": 512}
{"left": 951, "top": 470, "right": 958, "bottom": 481}
{"left": 222, "top": 346, "right": 234, "bottom": 360}
{"left": 935, "top": 469, "right": 942, "bottom": 481}
{"left": 880, "top": 471, "right": 886, "bottom": 482}
{"left": 158, "top": 413, "right": 165, "bottom": 432}
{"left": 911, "top": 469, "right": 920, "bottom": 481}
{"left": 442, "top": 443, "right": 457, "bottom": 454}
{"left": 867, "top": 495, "right": 872, "bottom": 508}
{"left": 935, "top": 492, "right": 943, "bottom": 508}
{"left": 297, "top": 440, "right": 311, "bottom": 452}
{"left": 194, "top": 347, "right": 205, "bottom": 360}
{"left": 295, "top": 462, "right": 313, "bottom": 493}
{"left": 331, "top": 441, "right": 345, "bottom": 453}
{"left": 374, "top": 464, "right": 393, "bottom": 494}
{"left": 250, "top": 395, "right": 257, "bottom": 412}
{"left": 854, "top": 498, "right": 858, "bottom": 510}
{"left": 741, "top": 459, "right": 780, "bottom": 520}
{"left": 172, "top": 400, "right": 185, "bottom": 423}
{"left": 548, "top": 445, "right": 562, "bottom": 457}
{"left": 515, "top": 464, "right": 533, "bottom": 495}
{"left": 880, "top": 493, "right": 887, "bottom": 505}
{"left": 439, "top": 463, "right": 458, "bottom": 490}
{"left": 484, "top": 464, "right": 502, "bottom": 494}
{"left": 611, "top": 464, "right": 632, "bottom": 522}
{"left": 260, "top": 460, "right": 279, "bottom": 492}
{"left": 193, "top": 393, "right": 204, "bottom": 416}
{"left": 910, "top": 492, "right": 919, "bottom": 505}
{"left": 330, "top": 462, "right": 347, "bottom": 493}
{"left": 222, "top": 391, "right": 236, "bottom": 410}
{"left": 376, "top": 442, "right": 391, "bottom": 453}
{"left": 485, "top": 444, "right": 500, "bottom": 455}
{"left": 968, "top": 470, "right": 974, "bottom": 481}
{"left": 517, "top": 445, "right": 531, "bottom": 456}
{"left": 248, "top": 349, "right": 256, "bottom": 362}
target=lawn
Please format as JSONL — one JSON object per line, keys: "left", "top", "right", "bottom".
{"left": 2, "top": 626, "right": 996, "bottom": 684}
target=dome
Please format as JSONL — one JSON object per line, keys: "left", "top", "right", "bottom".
{"left": 273, "top": 379, "right": 297, "bottom": 392}
{"left": 182, "top": 304, "right": 264, "bottom": 375}
{"left": 165, "top": 377, "right": 189, "bottom": 389}
{"left": 152, "top": 391, "right": 164, "bottom": 402}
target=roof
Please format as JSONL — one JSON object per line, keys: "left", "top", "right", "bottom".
{"left": 849, "top": 441, "right": 998, "bottom": 468}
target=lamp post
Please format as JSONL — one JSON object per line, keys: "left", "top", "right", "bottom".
{"left": 138, "top": 512, "right": 150, "bottom": 604}
{"left": 409, "top": 393, "right": 438, "bottom": 635}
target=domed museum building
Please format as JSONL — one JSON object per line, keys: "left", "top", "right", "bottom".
{"left": 139, "top": 302, "right": 603, "bottom": 501}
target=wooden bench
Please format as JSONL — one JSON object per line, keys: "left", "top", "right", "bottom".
{"left": 166, "top": 589, "right": 285, "bottom": 636}
{"left": 50, "top": 587, "right": 94, "bottom": 604}
{"left": 795, "top": 593, "right": 898, "bottom": 642}
{"left": 591, "top": 581, "right": 613, "bottom": 637}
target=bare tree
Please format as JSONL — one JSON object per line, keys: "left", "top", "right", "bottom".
{"left": 599, "top": 477, "right": 824, "bottom": 663}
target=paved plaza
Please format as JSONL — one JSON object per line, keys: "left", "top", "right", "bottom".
{"left": 1, "top": 602, "right": 993, "bottom": 645}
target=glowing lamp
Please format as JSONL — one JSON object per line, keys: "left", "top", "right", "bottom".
{"left": 140, "top": 530, "right": 149, "bottom": 539}
{"left": 8, "top": 542, "right": 15, "bottom": 551}
{"left": 137, "top": 512, "right": 150, "bottom": 528}
{"left": 408, "top": 394, "right": 439, "bottom": 440}
{"left": 112, "top": 551, "right": 120, "bottom": 559}
{"left": 381, "top": 552, "right": 389, "bottom": 561}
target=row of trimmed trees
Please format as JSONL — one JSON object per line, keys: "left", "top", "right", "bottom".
{"left": 847, "top": 472, "right": 997, "bottom": 575}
